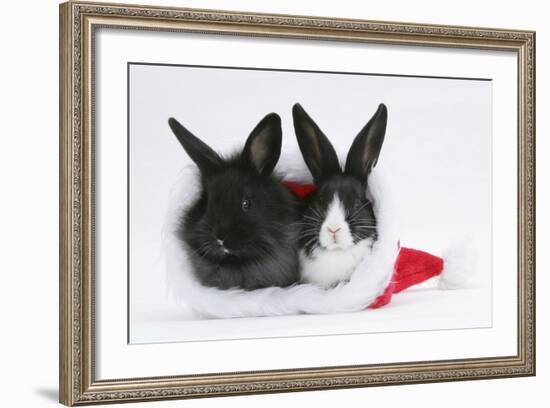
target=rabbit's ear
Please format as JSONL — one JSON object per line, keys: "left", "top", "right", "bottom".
{"left": 242, "top": 113, "right": 282, "bottom": 176}
{"left": 168, "top": 117, "right": 222, "bottom": 174}
{"left": 292, "top": 103, "right": 340, "bottom": 183}
{"left": 345, "top": 103, "right": 387, "bottom": 181}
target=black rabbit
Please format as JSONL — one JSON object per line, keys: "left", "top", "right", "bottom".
{"left": 168, "top": 113, "right": 300, "bottom": 290}
{"left": 292, "top": 103, "right": 388, "bottom": 288}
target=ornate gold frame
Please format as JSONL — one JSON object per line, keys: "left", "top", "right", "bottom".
{"left": 59, "top": 1, "right": 536, "bottom": 405}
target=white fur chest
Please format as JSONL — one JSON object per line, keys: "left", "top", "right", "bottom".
{"left": 299, "top": 238, "right": 373, "bottom": 288}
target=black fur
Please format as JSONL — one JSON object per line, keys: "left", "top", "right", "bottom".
{"left": 168, "top": 113, "right": 300, "bottom": 290}
{"left": 292, "top": 103, "right": 387, "bottom": 256}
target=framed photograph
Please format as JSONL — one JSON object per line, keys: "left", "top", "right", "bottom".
{"left": 59, "top": 1, "right": 535, "bottom": 405}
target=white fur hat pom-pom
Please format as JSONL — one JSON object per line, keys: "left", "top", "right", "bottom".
{"left": 438, "top": 241, "right": 478, "bottom": 290}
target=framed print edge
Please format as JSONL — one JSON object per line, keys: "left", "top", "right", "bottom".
{"left": 59, "top": 1, "right": 536, "bottom": 406}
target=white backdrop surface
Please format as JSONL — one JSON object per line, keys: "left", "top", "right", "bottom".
{"left": 0, "top": 1, "right": 547, "bottom": 407}
{"left": 128, "top": 62, "right": 493, "bottom": 344}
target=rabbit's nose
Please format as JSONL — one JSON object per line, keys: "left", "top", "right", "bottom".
{"left": 328, "top": 227, "right": 341, "bottom": 234}
{"left": 216, "top": 239, "right": 230, "bottom": 254}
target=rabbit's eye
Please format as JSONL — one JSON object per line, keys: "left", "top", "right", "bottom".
{"left": 241, "top": 198, "right": 252, "bottom": 212}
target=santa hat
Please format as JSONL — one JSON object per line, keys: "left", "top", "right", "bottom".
{"left": 164, "top": 160, "right": 474, "bottom": 318}
{"left": 282, "top": 182, "right": 469, "bottom": 310}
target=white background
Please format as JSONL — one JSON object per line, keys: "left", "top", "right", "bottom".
{"left": 0, "top": 0, "right": 546, "bottom": 407}
{"left": 129, "top": 63, "right": 493, "bottom": 344}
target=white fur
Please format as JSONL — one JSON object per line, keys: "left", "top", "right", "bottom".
{"left": 300, "top": 238, "right": 373, "bottom": 288}
{"left": 439, "top": 242, "right": 476, "bottom": 289}
{"left": 319, "top": 194, "right": 354, "bottom": 250}
{"left": 163, "top": 156, "right": 398, "bottom": 318}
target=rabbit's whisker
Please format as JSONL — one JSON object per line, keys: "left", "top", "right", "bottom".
{"left": 299, "top": 226, "right": 319, "bottom": 232}
{"left": 302, "top": 215, "right": 322, "bottom": 223}
{"left": 191, "top": 242, "right": 210, "bottom": 257}
{"left": 349, "top": 221, "right": 377, "bottom": 225}
{"left": 311, "top": 208, "right": 325, "bottom": 218}
{"left": 347, "top": 202, "right": 372, "bottom": 219}
{"left": 302, "top": 236, "right": 319, "bottom": 250}
{"left": 298, "top": 234, "right": 318, "bottom": 242}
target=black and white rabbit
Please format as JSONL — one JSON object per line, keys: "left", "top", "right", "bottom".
{"left": 292, "top": 103, "right": 388, "bottom": 288}
{"left": 168, "top": 113, "right": 300, "bottom": 290}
